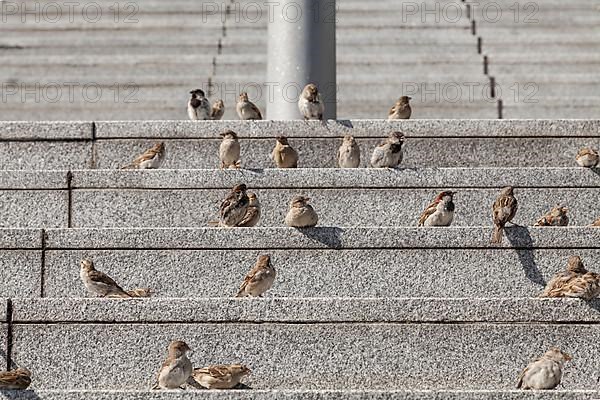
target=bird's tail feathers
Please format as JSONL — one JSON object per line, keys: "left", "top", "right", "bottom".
{"left": 491, "top": 225, "right": 504, "bottom": 244}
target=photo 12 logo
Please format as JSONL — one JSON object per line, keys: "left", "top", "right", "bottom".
{"left": 1, "top": 82, "right": 139, "bottom": 104}
{"left": 0, "top": 1, "right": 139, "bottom": 23}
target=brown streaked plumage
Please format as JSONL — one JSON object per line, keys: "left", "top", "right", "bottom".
{"left": 534, "top": 205, "right": 569, "bottom": 227}
{"left": 79, "top": 259, "right": 132, "bottom": 298}
{"left": 0, "top": 368, "right": 32, "bottom": 390}
{"left": 591, "top": 216, "right": 600, "bottom": 227}
{"left": 388, "top": 96, "right": 412, "bottom": 119}
{"left": 540, "top": 255, "right": 588, "bottom": 298}
{"left": 272, "top": 136, "right": 299, "bottom": 168}
{"left": 237, "top": 192, "right": 261, "bottom": 227}
{"left": 192, "top": 364, "right": 251, "bottom": 390}
{"left": 575, "top": 147, "right": 599, "bottom": 168}
{"left": 418, "top": 191, "right": 455, "bottom": 227}
{"left": 236, "top": 254, "right": 276, "bottom": 297}
{"left": 127, "top": 287, "right": 152, "bottom": 298}
{"left": 236, "top": 92, "right": 262, "bottom": 120}
{"left": 491, "top": 186, "right": 518, "bottom": 244}
{"left": 219, "top": 184, "right": 249, "bottom": 227}
{"left": 120, "top": 142, "right": 166, "bottom": 170}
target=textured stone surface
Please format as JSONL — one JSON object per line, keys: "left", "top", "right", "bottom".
{"left": 0, "top": 251, "right": 41, "bottom": 297}
{"left": 0, "top": 191, "right": 67, "bottom": 228}
{"left": 12, "top": 298, "right": 600, "bottom": 323}
{"left": 0, "top": 142, "right": 93, "bottom": 170}
{"left": 0, "top": 229, "right": 41, "bottom": 249}
{"left": 44, "top": 227, "right": 600, "bottom": 249}
{"left": 10, "top": 323, "right": 600, "bottom": 390}
{"left": 0, "top": 122, "right": 92, "bottom": 140}
{"left": 94, "top": 120, "right": 600, "bottom": 138}
{"left": 70, "top": 187, "right": 600, "bottom": 227}
{"left": 0, "top": 300, "right": 6, "bottom": 321}
{"left": 0, "top": 171, "right": 68, "bottom": 189}
{"left": 3, "top": 391, "right": 600, "bottom": 400}
{"left": 42, "top": 248, "right": 600, "bottom": 298}
{"left": 92, "top": 138, "right": 600, "bottom": 168}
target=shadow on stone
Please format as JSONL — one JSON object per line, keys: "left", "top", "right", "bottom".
{"left": 295, "top": 227, "right": 343, "bottom": 249}
{"left": 506, "top": 226, "right": 545, "bottom": 286}
{"left": 0, "top": 390, "right": 41, "bottom": 400}
{"left": 586, "top": 298, "right": 600, "bottom": 313}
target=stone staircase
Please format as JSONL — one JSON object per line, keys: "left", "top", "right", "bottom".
{"left": 0, "top": 119, "right": 600, "bottom": 399}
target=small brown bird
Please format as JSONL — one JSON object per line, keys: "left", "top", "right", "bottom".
{"left": 559, "top": 272, "right": 600, "bottom": 300}
{"left": 127, "top": 287, "right": 152, "bottom": 298}
{"left": 80, "top": 259, "right": 132, "bottom": 298}
{"left": 219, "top": 184, "right": 250, "bottom": 227}
{"left": 236, "top": 254, "right": 276, "bottom": 297}
{"left": 236, "top": 92, "right": 262, "bottom": 120}
{"left": 491, "top": 186, "right": 518, "bottom": 244}
{"left": 370, "top": 132, "right": 405, "bottom": 168}
{"left": 285, "top": 195, "right": 318, "bottom": 228}
{"left": 540, "top": 255, "right": 588, "bottom": 298}
{"left": 534, "top": 205, "right": 569, "bottom": 226}
{"left": 120, "top": 142, "right": 166, "bottom": 170}
{"left": 0, "top": 368, "right": 32, "bottom": 390}
{"left": 575, "top": 147, "right": 599, "bottom": 168}
{"left": 388, "top": 96, "right": 412, "bottom": 119}
{"left": 517, "top": 347, "right": 571, "bottom": 390}
{"left": 271, "top": 136, "right": 299, "bottom": 168}
{"left": 154, "top": 341, "right": 193, "bottom": 390}
{"left": 219, "top": 130, "right": 241, "bottom": 169}
{"left": 337, "top": 135, "right": 361, "bottom": 168}
{"left": 211, "top": 99, "right": 225, "bottom": 120}
{"left": 237, "top": 192, "right": 261, "bottom": 227}
{"left": 591, "top": 217, "right": 600, "bottom": 226}
{"left": 298, "top": 83, "right": 325, "bottom": 120}
{"left": 192, "top": 364, "right": 251, "bottom": 389}
{"left": 418, "top": 191, "right": 456, "bottom": 227}
{"left": 188, "top": 89, "right": 211, "bottom": 121}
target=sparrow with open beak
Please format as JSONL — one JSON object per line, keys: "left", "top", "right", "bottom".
{"left": 153, "top": 341, "right": 193, "bottom": 390}
{"left": 120, "top": 142, "right": 165, "bottom": 170}
{"left": 80, "top": 259, "right": 132, "bottom": 298}
{"left": 188, "top": 89, "right": 211, "bottom": 121}
{"left": 370, "top": 132, "right": 405, "bottom": 168}
{"left": 236, "top": 254, "right": 276, "bottom": 297}
{"left": 298, "top": 83, "right": 325, "bottom": 121}
{"left": 491, "top": 186, "right": 518, "bottom": 244}
{"left": 337, "top": 135, "right": 361, "bottom": 168}
{"left": 388, "top": 96, "right": 412, "bottom": 119}
{"left": 272, "top": 136, "right": 299, "bottom": 168}
{"left": 211, "top": 99, "right": 225, "bottom": 120}
{"left": 236, "top": 92, "right": 262, "bottom": 120}
{"left": 575, "top": 147, "right": 599, "bottom": 168}
{"left": 517, "top": 347, "right": 572, "bottom": 390}
{"left": 219, "top": 184, "right": 250, "bottom": 227}
{"left": 0, "top": 368, "right": 32, "bottom": 390}
{"left": 219, "top": 130, "right": 241, "bottom": 169}
{"left": 285, "top": 195, "right": 318, "bottom": 228}
{"left": 534, "top": 205, "right": 569, "bottom": 226}
{"left": 192, "top": 364, "right": 251, "bottom": 389}
{"left": 418, "top": 191, "right": 456, "bottom": 227}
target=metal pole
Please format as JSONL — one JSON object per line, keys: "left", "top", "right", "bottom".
{"left": 266, "top": 0, "right": 336, "bottom": 120}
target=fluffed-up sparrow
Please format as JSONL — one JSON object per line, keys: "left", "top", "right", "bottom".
{"left": 370, "top": 132, "right": 405, "bottom": 168}
{"left": 540, "top": 255, "right": 588, "bottom": 298}
{"left": 516, "top": 347, "right": 571, "bottom": 390}
{"left": 575, "top": 147, "right": 599, "bottom": 168}
{"left": 0, "top": 368, "right": 32, "bottom": 390}
{"left": 271, "top": 136, "right": 298, "bottom": 168}
{"left": 219, "top": 184, "right": 249, "bottom": 227}
{"left": 534, "top": 205, "right": 569, "bottom": 226}
{"left": 388, "top": 96, "right": 412, "bottom": 119}
{"left": 188, "top": 89, "right": 211, "bottom": 121}
{"left": 237, "top": 192, "right": 261, "bottom": 227}
{"left": 298, "top": 83, "right": 325, "bottom": 121}
{"left": 285, "top": 195, "right": 318, "bottom": 228}
{"left": 192, "top": 364, "right": 251, "bottom": 389}
{"left": 236, "top": 92, "right": 262, "bottom": 120}
{"left": 236, "top": 254, "right": 276, "bottom": 297}
{"left": 337, "top": 135, "right": 360, "bottom": 168}
{"left": 219, "top": 130, "right": 241, "bottom": 169}
{"left": 120, "top": 142, "right": 166, "bottom": 170}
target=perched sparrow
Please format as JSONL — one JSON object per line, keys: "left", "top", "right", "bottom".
{"left": 370, "top": 132, "right": 405, "bottom": 168}
{"left": 517, "top": 347, "right": 571, "bottom": 390}
{"left": 575, "top": 147, "right": 599, "bottom": 168}
{"left": 491, "top": 186, "right": 518, "bottom": 244}
{"left": 237, "top": 192, "right": 261, "bottom": 227}
{"left": 591, "top": 217, "right": 600, "bottom": 227}
{"left": 236, "top": 92, "right": 262, "bottom": 120}
{"left": 559, "top": 271, "right": 600, "bottom": 300}
{"left": 188, "top": 89, "right": 211, "bottom": 121}
{"left": 219, "top": 130, "right": 241, "bottom": 169}
{"left": 80, "top": 259, "right": 131, "bottom": 298}
{"left": 236, "top": 254, "right": 276, "bottom": 297}
{"left": 120, "top": 142, "right": 166, "bottom": 170}
{"left": 540, "top": 255, "right": 588, "bottom": 298}
{"left": 219, "top": 184, "right": 249, "bottom": 227}
{"left": 192, "top": 364, "right": 251, "bottom": 390}
{"left": 127, "top": 287, "right": 152, "bottom": 298}
{"left": 337, "top": 135, "right": 361, "bottom": 168}
{"left": 211, "top": 99, "right": 225, "bottom": 120}
{"left": 271, "top": 136, "right": 299, "bottom": 168}
{"left": 298, "top": 83, "right": 325, "bottom": 120}
{"left": 418, "top": 191, "right": 456, "bottom": 227}
{"left": 154, "top": 341, "right": 193, "bottom": 390}
{"left": 388, "top": 96, "right": 412, "bottom": 119}
{"left": 534, "top": 205, "right": 569, "bottom": 226}
{"left": 0, "top": 368, "right": 32, "bottom": 390}
{"left": 285, "top": 195, "right": 318, "bottom": 228}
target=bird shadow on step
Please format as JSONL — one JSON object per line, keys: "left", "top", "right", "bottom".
{"left": 0, "top": 390, "right": 42, "bottom": 400}
{"left": 294, "top": 227, "right": 343, "bottom": 249}
{"left": 505, "top": 226, "right": 545, "bottom": 286}
{"left": 585, "top": 298, "right": 600, "bottom": 313}
{"left": 335, "top": 120, "right": 353, "bottom": 129}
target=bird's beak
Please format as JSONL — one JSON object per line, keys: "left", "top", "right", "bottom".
{"left": 408, "top": 96, "right": 412, "bottom": 100}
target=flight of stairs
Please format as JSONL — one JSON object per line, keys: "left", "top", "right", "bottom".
{"left": 0, "top": 119, "right": 599, "bottom": 398}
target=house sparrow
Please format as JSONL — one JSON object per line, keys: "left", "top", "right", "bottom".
{"left": 236, "top": 254, "right": 276, "bottom": 297}
{"left": 271, "top": 136, "right": 299, "bottom": 168}
{"left": 285, "top": 195, "right": 318, "bottom": 228}
{"left": 127, "top": 287, "right": 152, "bottom": 298}
{"left": 191, "top": 364, "right": 251, "bottom": 389}
{"left": 491, "top": 186, "right": 518, "bottom": 244}
{"left": 211, "top": 99, "right": 225, "bottom": 120}
{"left": 0, "top": 368, "right": 32, "bottom": 390}
{"left": 219, "top": 184, "right": 249, "bottom": 227}
{"left": 219, "top": 130, "right": 241, "bottom": 169}
{"left": 591, "top": 217, "right": 600, "bottom": 227}
{"left": 575, "top": 147, "right": 599, "bottom": 168}
{"left": 534, "top": 205, "right": 569, "bottom": 226}
{"left": 80, "top": 259, "right": 132, "bottom": 298}
{"left": 337, "top": 135, "right": 360, "bottom": 168}
{"left": 516, "top": 347, "right": 572, "bottom": 390}
{"left": 558, "top": 271, "right": 600, "bottom": 300}
{"left": 237, "top": 192, "right": 261, "bottom": 227}
{"left": 298, "top": 83, "right": 325, "bottom": 120}
{"left": 388, "top": 96, "right": 412, "bottom": 119}
{"left": 540, "top": 255, "right": 588, "bottom": 298}
{"left": 370, "top": 132, "right": 405, "bottom": 168}
{"left": 236, "top": 92, "right": 262, "bottom": 120}
{"left": 418, "top": 191, "right": 456, "bottom": 227}
{"left": 154, "top": 341, "right": 193, "bottom": 390}
{"left": 120, "top": 142, "right": 165, "bottom": 170}
{"left": 188, "top": 89, "right": 211, "bottom": 120}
